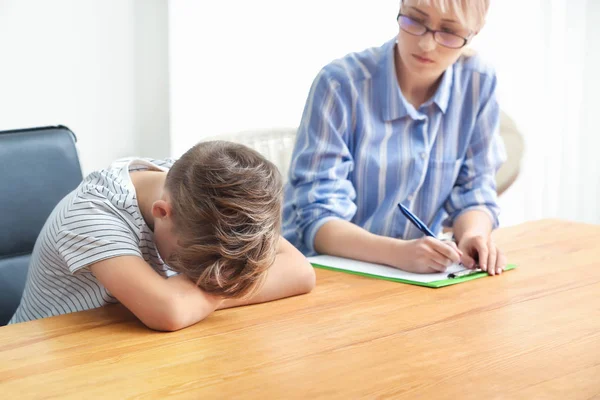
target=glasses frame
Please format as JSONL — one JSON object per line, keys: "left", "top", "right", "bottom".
{"left": 396, "top": 12, "right": 470, "bottom": 49}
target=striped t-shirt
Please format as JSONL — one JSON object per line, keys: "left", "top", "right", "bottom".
{"left": 9, "top": 158, "right": 178, "bottom": 324}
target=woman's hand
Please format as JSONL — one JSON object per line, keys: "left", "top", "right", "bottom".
{"left": 385, "top": 237, "right": 463, "bottom": 274}
{"left": 458, "top": 234, "right": 506, "bottom": 275}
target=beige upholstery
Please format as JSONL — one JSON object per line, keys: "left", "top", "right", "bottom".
{"left": 497, "top": 111, "right": 525, "bottom": 195}
{"left": 205, "top": 128, "right": 297, "bottom": 182}
{"left": 208, "top": 113, "right": 524, "bottom": 195}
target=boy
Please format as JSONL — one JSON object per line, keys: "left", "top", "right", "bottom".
{"left": 10, "top": 140, "right": 315, "bottom": 331}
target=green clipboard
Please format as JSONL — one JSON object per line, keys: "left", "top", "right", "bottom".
{"left": 309, "top": 255, "right": 517, "bottom": 288}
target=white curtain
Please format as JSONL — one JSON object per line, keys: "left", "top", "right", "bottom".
{"left": 474, "top": 0, "right": 600, "bottom": 226}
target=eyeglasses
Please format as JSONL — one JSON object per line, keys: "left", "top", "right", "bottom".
{"left": 396, "top": 13, "right": 470, "bottom": 49}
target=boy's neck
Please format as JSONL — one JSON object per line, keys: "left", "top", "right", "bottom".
{"left": 129, "top": 170, "right": 168, "bottom": 230}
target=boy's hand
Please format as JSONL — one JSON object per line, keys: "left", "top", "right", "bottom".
{"left": 386, "top": 237, "right": 462, "bottom": 274}
{"left": 458, "top": 235, "right": 506, "bottom": 275}
{"left": 217, "top": 237, "right": 315, "bottom": 310}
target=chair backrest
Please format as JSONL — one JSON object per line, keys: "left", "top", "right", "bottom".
{"left": 0, "top": 126, "right": 83, "bottom": 325}
{"left": 497, "top": 111, "right": 525, "bottom": 195}
{"left": 204, "top": 128, "right": 297, "bottom": 182}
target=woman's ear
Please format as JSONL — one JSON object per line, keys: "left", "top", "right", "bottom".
{"left": 151, "top": 199, "right": 172, "bottom": 219}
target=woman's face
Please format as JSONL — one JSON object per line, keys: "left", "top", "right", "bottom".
{"left": 396, "top": 0, "right": 473, "bottom": 80}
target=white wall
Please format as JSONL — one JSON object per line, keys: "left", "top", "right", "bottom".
{"left": 168, "top": 0, "right": 400, "bottom": 156}
{"left": 473, "top": 0, "right": 600, "bottom": 226}
{"left": 0, "top": 0, "right": 169, "bottom": 174}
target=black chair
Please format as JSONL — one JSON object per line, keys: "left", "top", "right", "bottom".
{"left": 0, "top": 126, "right": 83, "bottom": 325}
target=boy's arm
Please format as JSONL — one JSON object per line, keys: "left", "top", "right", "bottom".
{"left": 217, "top": 236, "right": 315, "bottom": 310}
{"left": 90, "top": 237, "right": 314, "bottom": 331}
{"left": 90, "top": 256, "right": 221, "bottom": 332}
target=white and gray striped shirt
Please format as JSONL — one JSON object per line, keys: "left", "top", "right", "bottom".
{"left": 9, "top": 158, "right": 177, "bottom": 324}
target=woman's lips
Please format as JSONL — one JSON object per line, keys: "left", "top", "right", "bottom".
{"left": 412, "top": 54, "right": 434, "bottom": 64}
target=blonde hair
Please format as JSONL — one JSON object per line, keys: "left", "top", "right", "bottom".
{"left": 402, "top": 0, "right": 490, "bottom": 32}
{"left": 165, "top": 140, "right": 283, "bottom": 298}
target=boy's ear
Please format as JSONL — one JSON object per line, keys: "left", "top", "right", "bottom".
{"left": 151, "top": 199, "right": 172, "bottom": 219}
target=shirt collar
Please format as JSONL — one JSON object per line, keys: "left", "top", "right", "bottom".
{"left": 377, "top": 38, "right": 454, "bottom": 122}
{"left": 428, "top": 61, "right": 453, "bottom": 114}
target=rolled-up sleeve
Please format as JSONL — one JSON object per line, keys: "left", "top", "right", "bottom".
{"left": 443, "top": 74, "right": 507, "bottom": 228}
{"left": 287, "top": 69, "right": 357, "bottom": 254}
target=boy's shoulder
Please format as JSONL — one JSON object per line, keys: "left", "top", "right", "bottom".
{"left": 80, "top": 157, "right": 174, "bottom": 196}
{"left": 41, "top": 157, "right": 177, "bottom": 274}
{"left": 61, "top": 157, "right": 175, "bottom": 230}
{"left": 123, "top": 157, "right": 176, "bottom": 173}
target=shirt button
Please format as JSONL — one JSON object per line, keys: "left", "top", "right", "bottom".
{"left": 407, "top": 194, "right": 414, "bottom": 201}
{"left": 420, "top": 152, "right": 426, "bottom": 159}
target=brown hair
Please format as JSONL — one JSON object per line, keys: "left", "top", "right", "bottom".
{"left": 164, "top": 140, "right": 283, "bottom": 298}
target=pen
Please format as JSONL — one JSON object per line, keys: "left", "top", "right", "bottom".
{"left": 397, "top": 203, "right": 436, "bottom": 237}
{"left": 448, "top": 268, "right": 482, "bottom": 279}
{"left": 397, "top": 203, "right": 464, "bottom": 268}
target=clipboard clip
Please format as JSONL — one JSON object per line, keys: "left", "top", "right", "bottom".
{"left": 448, "top": 268, "right": 482, "bottom": 279}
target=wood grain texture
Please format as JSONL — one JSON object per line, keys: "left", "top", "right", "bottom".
{"left": 1, "top": 219, "right": 599, "bottom": 399}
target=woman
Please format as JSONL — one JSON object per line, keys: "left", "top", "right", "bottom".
{"left": 283, "top": 0, "right": 507, "bottom": 275}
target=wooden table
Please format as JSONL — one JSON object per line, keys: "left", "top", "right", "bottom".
{"left": 1, "top": 219, "right": 599, "bottom": 399}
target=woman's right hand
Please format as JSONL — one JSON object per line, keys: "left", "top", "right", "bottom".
{"left": 384, "top": 237, "right": 463, "bottom": 274}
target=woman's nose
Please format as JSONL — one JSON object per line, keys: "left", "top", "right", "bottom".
{"left": 418, "top": 32, "right": 437, "bottom": 52}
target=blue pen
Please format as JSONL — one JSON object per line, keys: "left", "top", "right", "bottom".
{"left": 398, "top": 203, "right": 465, "bottom": 271}
{"left": 397, "top": 203, "right": 436, "bottom": 237}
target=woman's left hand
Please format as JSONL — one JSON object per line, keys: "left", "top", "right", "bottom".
{"left": 458, "top": 234, "right": 506, "bottom": 275}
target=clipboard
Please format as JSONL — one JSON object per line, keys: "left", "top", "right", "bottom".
{"left": 309, "top": 255, "right": 516, "bottom": 288}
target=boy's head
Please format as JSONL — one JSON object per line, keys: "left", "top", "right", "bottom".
{"left": 156, "top": 140, "right": 283, "bottom": 298}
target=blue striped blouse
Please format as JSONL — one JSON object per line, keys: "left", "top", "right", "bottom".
{"left": 282, "top": 38, "right": 506, "bottom": 256}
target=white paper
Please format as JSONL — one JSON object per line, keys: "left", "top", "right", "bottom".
{"left": 308, "top": 255, "right": 465, "bottom": 283}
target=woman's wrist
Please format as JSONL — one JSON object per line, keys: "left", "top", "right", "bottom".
{"left": 456, "top": 230, "right": 490, "bottom": 246}
{"left": 453, "top": 210, "right": 493, "bottom": 243}
{"left": 373, "top": 234, "right": 408, "bottom": 267}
